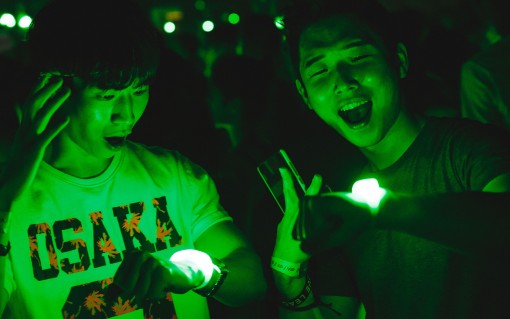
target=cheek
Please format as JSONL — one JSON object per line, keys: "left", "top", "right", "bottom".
{"left": 133, "top": 96, "right": 149, "bottom": 120}
{"left": 306, "top": 80, "right": 331, "bottom": 106}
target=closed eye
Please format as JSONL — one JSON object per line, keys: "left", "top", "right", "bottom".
{"left": 97, "top": 94, "right": 115, "bottom": 101}
{"left": 133, "top": 88, "right": 148, "bottom": 96}
{"left": 351, "top": 55, "right": 372, "bottom": 63}
{"left": 310, "top": 69, "right": 327, "bottom": 78}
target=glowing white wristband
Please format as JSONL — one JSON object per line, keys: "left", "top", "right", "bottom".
{"left": 169, "top": 249, "right": 214, "bottom": 289}
{"left": 169, "top": 249, "right": 228, "bottom": 297}
{"left": 348, "top": 178, "right": 387, "bottom": 217}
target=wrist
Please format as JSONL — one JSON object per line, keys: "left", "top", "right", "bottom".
{"left": 273, "top": 271, "right": 308, "bottom": 299}
{"left": 169, "top": 249, "right": 228, "bottom": 298}
{"left": 279, "top": 275, "right": 317, "bottom": 311}
{"left": 271, "top": 256, "right": 308, "bottom": 278}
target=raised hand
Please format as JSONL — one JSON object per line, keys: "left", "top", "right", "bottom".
{"left": 0, "top": 73, "right": 71, "bottom": 210}
{"left": 273, "top": 168, "right": 323, "bottom": 264}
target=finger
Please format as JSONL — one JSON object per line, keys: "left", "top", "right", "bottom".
{"left": 119, "top": 251, "right": 151, "bottom": 295}
{"left": 280, "top": 168, "right": 299, "bottom": 215}
{"left": 34, "top": 85, "right": 71, "bottom": 135}
{"left": 113, "top": 250, "right": 142, "bottom": 290}
{"left": 29, "top": 73, "right": 52, "bottom": 96}
{"left": 38, "top": 116, "right": 70, "bottom": 150}
{"left": 147, "top": 266, "right": 170, "bottom": 299}
{"left": 306, "top": 174, "right": 323, "bottom": 196}
{"left": 24, "top": 76, "right": 64, "bottom": 120}
{"left": 133, "top": 257, "right": 159, "bottom": 301}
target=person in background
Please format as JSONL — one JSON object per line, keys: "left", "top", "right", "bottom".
{"left": 460, "top": 0, "right": 510, "bottom": 130}
{"left": 0, "top": 0, "right": 266, "bottom": 318}
{"left": 270, "top": 0, "right": 510, "bottom": 318}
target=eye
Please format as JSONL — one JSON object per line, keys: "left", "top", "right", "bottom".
{"left": 309, "top": 69, "right": 327, "bottom": 79}
{"left": 97, "top": 94, "right": 115, "bottom": 101}
{"left": 351, "top": 55, "right": 372, "bottom": 63}
{"left": 133, "top": 88, "right": 148, "bottom": 96}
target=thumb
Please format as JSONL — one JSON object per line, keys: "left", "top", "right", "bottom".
{"left": 306, "top": 174, "right": 323, "bottom": 196}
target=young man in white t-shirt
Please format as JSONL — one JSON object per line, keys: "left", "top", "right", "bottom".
{"left": 0, "top": 0, "right": 266, "bottom": 318}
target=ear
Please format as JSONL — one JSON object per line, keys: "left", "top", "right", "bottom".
{"left": 295, "top": 79, "right": 312, "bottom": 109}
{"left": 396, "top": 42, "right": 409, "bottom": 79}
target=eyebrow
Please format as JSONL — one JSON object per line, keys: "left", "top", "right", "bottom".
{"left": 303, "top": 39, "right": 372, "bottom": 69}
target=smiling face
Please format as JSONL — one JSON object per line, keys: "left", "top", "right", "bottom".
{"left": 57, "top": 77, "right": 149, "bottom": 161}
{"left": 296, "top": 14, "right": 407, "bottom": 149}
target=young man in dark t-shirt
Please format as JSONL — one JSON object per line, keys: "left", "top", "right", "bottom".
{"left": 270, "top": 1, "right": 510, "bottom": 318}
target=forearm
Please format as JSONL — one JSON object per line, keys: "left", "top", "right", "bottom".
{"left": 378, "top": 191, "right": 510, "bottom": 255}
{"left": 213, "top": 247, "right": 267, "bottom": 306}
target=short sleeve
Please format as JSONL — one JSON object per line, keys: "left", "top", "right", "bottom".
{"left": 451, "top": 120, "right": 510, "bottom": 190}
{"left": 460, "top": 60, "right": 502, "bottom": 126}
{"left": 179, "top": 155, "right": 233, "bottom": 242}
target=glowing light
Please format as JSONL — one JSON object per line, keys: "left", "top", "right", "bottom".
{"left": 0, "top": 13, "right": 16, "bottom": 28}
{"left": 227, "top": 13, "right": 240, "bottom": 25}
{"left": 18, "top": 15, "right": 32, "bottom": 29}
{"left": 202, "top": 20, "right": 214, "bottom": 32}
{"left": 170, "top": 249, "right": 214, "bottom": 285}
{"left": 163, "top": 21, "right": 176, "bottom": 33}
{"left": 350, "top": 178, "right": 386, "bottom": 211}
{"left": 274, "top": 15, "right": 284, "bottom": 30}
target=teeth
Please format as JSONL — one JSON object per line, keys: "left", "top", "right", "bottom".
{"left": 340, "top": 100, "right": 369, "bottom": 111}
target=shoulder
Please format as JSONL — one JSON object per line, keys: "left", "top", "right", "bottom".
{"left": 426, "top": 116, "right": 507, "bottom": 137}
{"left": 422, "top": 116, "right": 510, "bottom": 157}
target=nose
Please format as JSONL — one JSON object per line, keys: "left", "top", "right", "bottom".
{"left": 111, "top": 94, "right": 135, "bottom": 126}
{"left": 334, "top": 64, "right": 359, "bottom": 94}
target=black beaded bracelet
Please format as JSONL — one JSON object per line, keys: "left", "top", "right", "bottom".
{"left": 279, "top": 275, "right": 314, "bottom": 310}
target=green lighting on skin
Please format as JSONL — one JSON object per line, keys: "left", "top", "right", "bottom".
{"left": 228, "top": 13, "right": 240, "bottom": 25}
{"left": 349, "top": 178, "right": 387, "bottom": 215}
{"left": 202, "top": 20, "right": 214, "bottom": 32}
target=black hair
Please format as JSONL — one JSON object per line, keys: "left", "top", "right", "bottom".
{"left": 280, "top": 0, "right": 404, "bottom": 78}
{"left": 27, "top": 0, "right": 162, "bottom": 90}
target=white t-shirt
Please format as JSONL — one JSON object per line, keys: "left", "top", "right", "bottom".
{"left": 2, "top": 141, "right": 232, "bottom": 319}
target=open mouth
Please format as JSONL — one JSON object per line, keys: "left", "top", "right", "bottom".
{"left": 105, "top": 136, "right": 127, "bottom": 147}
{"left": 338, "top": 101, "right": 372, "bottom": 128}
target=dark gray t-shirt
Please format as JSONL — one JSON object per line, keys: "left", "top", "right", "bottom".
{"left": 313, "top": 116, "right": 510, "bottom": 319}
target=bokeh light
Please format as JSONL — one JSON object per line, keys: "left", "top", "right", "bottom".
{"left": 0, "top": 13, "right": 16, "bottom": 28}
{"left": 202, "top": 20, "right": 214, "bottom": 32}
{"left": 227, "top": 13, "right": 240, "bottom": 25}
{"left": 18, "top": 15, "right": 32, "bottom": 29}
{"left": 163, "top": 21, "right": 176, "bottom": 33}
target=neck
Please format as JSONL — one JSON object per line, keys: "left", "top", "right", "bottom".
{"left": 361, "top": 111, "right": 424, "bottom": 171}
{"left": 44, "top": 136, "right": 112, "bottom": 179}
